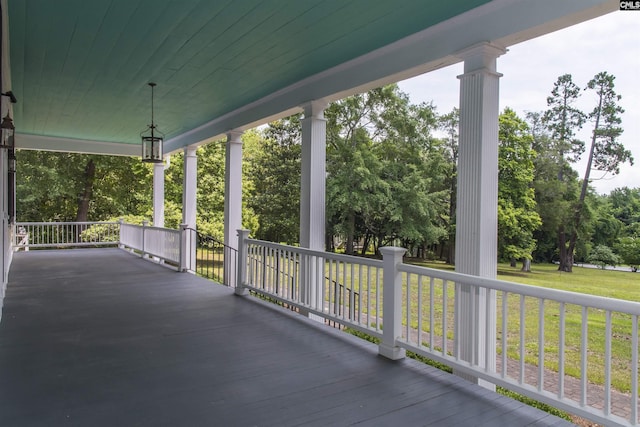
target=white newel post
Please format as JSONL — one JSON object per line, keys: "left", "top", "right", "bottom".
{"left": 118, "top": 218, "right": 124, "bottom": 249}
{"left": 235, "top": 229, "right": 249, "bottom": 296}
{"left": 224, "top": 131, "right": 243, "bottom": 287}
{"left": 379, "top": 246, "right": 407, "bottom": 360}
{"left": 152, "top": 161, "right": 165, "bottom": 263}
{"left": 142, "top": 220, "right": 149, "bottom": 258}
{"left": 180, "top": 223, "right": 189, "bottom": 272}
{"left": 454, "top": 43, "right": 505, "bottom": 389}
{"left": 300, "top": 101, "right": 326, "bottom": 316}
{"left": 182, "top": 147, "right": 197, "bottom": 272}
{"left": 153, "top": 161, "right": 165, "bottom": 228}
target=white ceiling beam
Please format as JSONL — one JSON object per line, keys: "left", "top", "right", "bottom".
{"left": 16, "top": 133, "right": 140, "bottom": 157}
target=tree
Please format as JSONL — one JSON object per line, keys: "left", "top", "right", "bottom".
{"left": 246, "top": 115, "right": 302, "bottom": 244}
{"left": 608, "top": 187, "right": 640, "bottom": 237}
{"left": 325, "top": 86, "right": 404, "bottom": 254}
{"left": 438, "top": 108, "right": 459, "bottom": 264}
{"left": 615, "top": 237, "right": 640, "bottom": 272}
{"left": 587, "top": 245, "right": 621, "bottom": 270}
{"left": 566, "top": 72, "right": 633, "bottom": 271}
{"left": 543, "top": 74, "right": 586, "bottom": 170}
{"left": 589, "top": 193, "right": 623, "bottom": 249}
{"left": 325, "top": 85, "right": 445, "bottom": 255}
{"left": 497, "top": 108, "right": 541, "bottom": 271}
{"left": 16, "top": 151, "right": 152, "bottom": 222}
{"left": 372, "top": 125, "right": 446, "bottom": 254}
{"left": 542, "top": 74, "right": 586, "bottom": 272}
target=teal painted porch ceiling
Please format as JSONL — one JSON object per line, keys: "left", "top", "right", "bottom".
{"left": 8, "top": 0, "right": 489, "bottom": 146}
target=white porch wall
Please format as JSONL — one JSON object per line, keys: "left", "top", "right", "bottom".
{"left": 454, "top": 42, "right": 505, "bottom": 389}
{"left": 223, "top": 131, "right": 243, "bottom": 251}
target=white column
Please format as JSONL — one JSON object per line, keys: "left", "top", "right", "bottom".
{"left": 152, "top": 161, "right": 165, "bottom": 227}
{"left": 224, "top": 131, "right": 243, "bottom": 250}
{"left": 300, "top": 100, "right": 327, "bottom": 250}
{"left": 300, "top": 101, "right": 326, "bottom": 317}
{"left": 454, "top": 42, "right": 505, "bottom": 388}
{"left": 182, "top": 147, "right": 197, "bottom": 271}
{"left": 0, "top": 148, "right": 7, "bottom": 287}
{"left": 182, "top": 147, "right": 198, "bottom": 229}
{"left": 224, "top": 131, "right": 243, "bottom": 287}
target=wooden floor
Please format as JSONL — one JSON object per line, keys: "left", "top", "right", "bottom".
{"left": 0, "top": 249, "right": 574, "bottom": 427}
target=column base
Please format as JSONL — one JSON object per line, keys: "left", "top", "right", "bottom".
{"left": 454, "top": 369, "right": 496, "bottom": 391}
{"left": 378, "top": 344, "right": 406, "bottom": 360}
{"left": 234, "top": 286, "right": 249, "bottom": 296}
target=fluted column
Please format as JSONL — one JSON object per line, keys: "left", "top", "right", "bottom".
{"left": 454, "top": 42, "right": 505, "bottom": 389}
{"left": 300, "top": 100, "right": 326, "bottom": 251}
{"left": 300, "top": 101, "right": 326, "bottom": 316}
{"left": 152, "top": 161, "right": 165, "bottom": 227}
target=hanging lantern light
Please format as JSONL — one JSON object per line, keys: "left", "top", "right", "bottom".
{"left": 141, "top": 82, "right": 163, "bottom": 163}
{"left": 0, "top": 112, "right": 15, "bottom": 151}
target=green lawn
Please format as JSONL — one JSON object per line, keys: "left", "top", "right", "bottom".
{"left": 411, "top": 259, "right": 640, "bottom": 301}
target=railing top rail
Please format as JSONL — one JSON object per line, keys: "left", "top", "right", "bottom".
{"left": 246, "top": 238, "right": 383, "bottom": 268}
{"left": 399, "top": 262, "right": 640, "bottom": 315}
{"left": 193, "top": 229, "right": 237, "bottom": 252}
{"left": 15, "top": 221, "right": 119, "bottom": 226}
{"left": 245, "top": 237, "right": 640, "bottom": 315}
{"left": 120, "top": 223, "right": 180, "bottom": 234}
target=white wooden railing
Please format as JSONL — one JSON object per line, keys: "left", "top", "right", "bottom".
{"left": 241, "top": 233, "right": 383, "bottom": 338}
{"left": 13, "top": 221, "right": 198, "bottom": 274}
{"left": 118, "top": 221, "right": 183, "bottom": 269}
{"left": 14, "top": 222, "right": 120, "bottom": 250}
{"left": 237, "top": 234, "right": 640, "bottom": 427}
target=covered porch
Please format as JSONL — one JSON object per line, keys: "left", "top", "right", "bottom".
{"left": 0, "top": 248, "right": 570, "bottom": 426}
{"left": 0, "top": 1, "right": 634, "bottom": 426}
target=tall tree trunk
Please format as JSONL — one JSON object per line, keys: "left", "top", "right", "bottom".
{"left": 446, "top": 168, "right": 457, "bottom": 265}
{"left": 558, "top": 225, "right": 573, "bottom": 272}
{"left": 325, "top": 230, "right": 334, "bottom": 252}
{"left": 446, "top": 241, "right": 455, "bottom": 265}
{"left": 76, "top": 159, "right": 96, "bottom": 222}
{"left": 521, "top": 258, "right": 531, "bottom": 272}
{"left": 360, "top": 233, "right": 371, "bottom": 256}
{"left": 567, "top": 91, "right": 603, "bottom": 270}
{"left": 75, "top": 159, "right": 96, "bottom": 244}
{"left": 345, "top": 211, "right": 355, "bottom": 255}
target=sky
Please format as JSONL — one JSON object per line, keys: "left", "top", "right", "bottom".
{"left": 397, "top": 10, "right": 639, "bottom": 195}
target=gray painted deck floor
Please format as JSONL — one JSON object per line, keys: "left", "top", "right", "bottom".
{"left": 0, "top": 249, "right": 574, "bottom": 427}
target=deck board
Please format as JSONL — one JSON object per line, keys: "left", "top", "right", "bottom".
{"left": 0, "top": 249, "right": 574, "bottom": 426}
